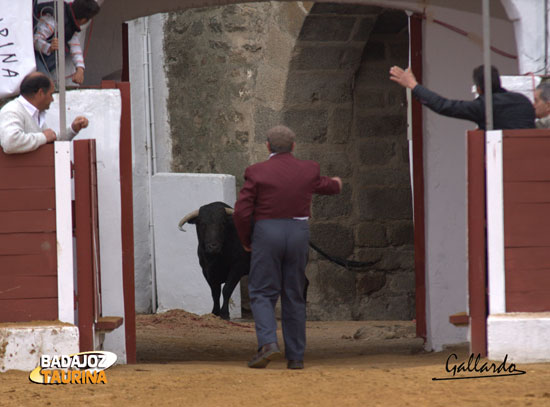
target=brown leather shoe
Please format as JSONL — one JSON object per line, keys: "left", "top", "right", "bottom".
{"left": 287, "top": 360, "right": 304, "bottom": 369}
{"left": 247, "top": 343, "right": 282, "bottom": 368}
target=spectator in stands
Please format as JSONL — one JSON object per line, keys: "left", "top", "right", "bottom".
{"left": 534, "top": 82, "right": 550, "bottom": 129}
{"left": 34, "top": 0, "right": 101, "bottom": 85}
{"left": 389, "top": 64, "right": 536, "bottom": 130}
{"left": 0, "top": 72, "right": 88, "bottom": 154}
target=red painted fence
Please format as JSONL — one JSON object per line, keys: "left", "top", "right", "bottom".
{"left": 0, "top": 145, "right": 58, "bottom": 322}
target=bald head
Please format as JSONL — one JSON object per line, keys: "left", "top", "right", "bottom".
{"left": 266, "top": 125, "right": 296, "bottom": 153}
{"left": 20, "top": 72, "right": 53, "bottom": 98}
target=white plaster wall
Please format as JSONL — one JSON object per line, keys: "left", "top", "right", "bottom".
{"left": 151, "top": 173, "right": 240, "bottom": 318}
{"left": 128, "top": 15, "right": 170, "bottom": 314}
{"left": 48, "top": 89, "right": 127, "bottom": 363}
{"left": 421, "top": 6, "right": 518, "bottom": 351}
{"left": 488, "top": 314, "right": 550, "bottom": 363}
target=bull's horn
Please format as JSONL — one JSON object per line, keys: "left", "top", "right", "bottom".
{"left": 178, "top": 209, "right": 199, "bottom": 231}
{"left": 225, "top": 208, "right": 234, "bottom": 215}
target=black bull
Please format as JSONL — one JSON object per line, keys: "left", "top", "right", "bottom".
{"left": 178, "top": 201, "right": 308, "bottom": 320}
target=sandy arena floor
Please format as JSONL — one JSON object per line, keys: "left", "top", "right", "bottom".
{"left": 1, "top": 310, "right": 549, "bottom": 406}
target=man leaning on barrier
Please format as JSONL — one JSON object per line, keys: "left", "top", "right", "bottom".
{"left": 0, "top": 72, "right": 88, "bottom": 154}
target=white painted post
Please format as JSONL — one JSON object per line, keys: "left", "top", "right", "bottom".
{"left": 55, "top": 141, "right": 74, "bottom": 324}
{"left": 485, "top": 130, "right": 506, "bottom": 314}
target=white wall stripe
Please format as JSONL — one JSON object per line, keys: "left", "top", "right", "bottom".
{"left": 485, "top": 130, "right": 506, "bottom": 314}
{"left": 55, "top": 141, "right": 75, "bottom": 324}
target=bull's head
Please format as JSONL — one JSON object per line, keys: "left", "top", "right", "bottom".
{"left": 178, "top": 202, "right": 234, "bottom": 255}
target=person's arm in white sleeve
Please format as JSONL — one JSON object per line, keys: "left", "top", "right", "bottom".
{"left": 0, "top": 111, "right": 48, "bottom": 154}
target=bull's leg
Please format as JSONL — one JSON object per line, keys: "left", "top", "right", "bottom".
{"left": 220, "top": 273, "right": 242, "bottom": 320}
{"left": 211, "top": 283, "right": 221, "bottom": 316}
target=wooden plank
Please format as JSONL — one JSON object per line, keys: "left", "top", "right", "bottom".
{"left": 0, "top": 190, "right": 55, "bottom": 211}
{"left": 0, "top": 254, "right": 56, "bottom": 276}
{"left": 0, "top": 298, "right": 58, "bottom": 322}
{"left": 506, "top": 247, "right": 550, "bottom": 270}
{"left": 0, "top": 210, "right": 56, "bottom": 234}
{"left": 504, "top": 203, "right": 550, "bottom": 247}
{"left": 504, "top": 182, "right": 550, "bottom": 204}
{"left": 503, "top": 129, "right": 550, "bottom": 138}
{"left": 74, "top": 139, "right": 95, "bottom": 352}
{"left": 96, "top": 316, "right": 123, "bottom": 332}
{"left": 506, "top": 293, "right": 550, "bottom": 312}
{"left": 503, "top": 137, "right": 550, "bottom": 160}
{"left": 467, "top": 130, "right": 487, "bottom": 357}
{"left": 504, "top": 158, "right": 550, "bottom": 182}
{"left": 0, "top": 167, "right": 55, "bottom": 189}
{"left": 0, "top": 233, "right": 56, "bottom": 255}
{"left": 0, "top": 144, "right": 55, "bottom": 167}
{"left": 117, "top": 81, "right": 137, "bottom": 363}
{"left": 506, "top": 267, "right": 550, "bottom": 291}
{"left": 0, "top": 276, "right": 57, "bottom": 300}
{"left": 410, "top": 13, "right": 426, "bottom": 343}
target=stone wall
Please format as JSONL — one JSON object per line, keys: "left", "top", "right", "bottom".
{"left": 163, "top": 2, "right": 414, "bottom": 320}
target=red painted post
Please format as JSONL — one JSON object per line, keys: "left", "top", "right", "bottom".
{"left": 410, "top": 13, "right": 427, "bottom": 341}
{"left": 467, "top": 130, "right": 487, "bottom": 357}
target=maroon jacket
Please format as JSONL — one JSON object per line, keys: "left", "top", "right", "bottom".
{"left": 233, "top": 152, "right": 341, "bottom": 248}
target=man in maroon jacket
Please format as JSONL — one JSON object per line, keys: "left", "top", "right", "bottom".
{"left": 233, "top": 125, "right": 342, "bottom": 369}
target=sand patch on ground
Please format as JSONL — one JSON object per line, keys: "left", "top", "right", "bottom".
{"left": 1, "top": 310, "right": 549, "bottom": 406}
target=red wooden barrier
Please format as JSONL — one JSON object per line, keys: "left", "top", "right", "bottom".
{"left": 502, "top": 129, "right": 550, "bottom": 312}
{"left": 0, "top": 144, "right": 58, "bottom": 322}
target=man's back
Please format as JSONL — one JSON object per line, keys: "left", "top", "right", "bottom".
{"left": 242, "top": 153, "right": 338, "bottom": 221}
{"left": 412, "top": 85, "right": 536, "bottom": 130}
{"left": 483, "top": 90, "right": 536, "bottom": 130}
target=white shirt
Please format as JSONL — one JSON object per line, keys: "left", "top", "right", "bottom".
{"left": 17, "top": 95, "right": 46, "bottom": 128}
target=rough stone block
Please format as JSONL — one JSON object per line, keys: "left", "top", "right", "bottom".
{"left": 355, "top": 114, "right": 407, "bottom": 138}
{"left": 328, "top": 108, "right": 352, "bottom": 144}
{"left": 310, "top": 222, "right": 354, "bottom": 258}
{"left": 359, "top": 168, "right": 411, "bottom": 188}
{"left": 292, "top": 46, "right": 363, "bottom": 71}
{"left": 354, "top": 293, "right": 415, "bottom": 320}
{"left": 305, "top": 262, "right": 355, "bottom": 320}
{"left": 359, "top": 139, "right": 396, "bottom": 166}
{"left": 356, "top": 62, "right": 393, "bottom": 85}
{"left": 355, "top": 222, "right": 387, "bottom": 247}
{"left": 301, "top": 150, "right": 352, "bottom": 177}
{"left": 355, "top": 89, "right": 385, "bottom": 110}
{"left": 352, "top": 247, "right": 384, "bottom": 269}
{"left": 361, "top": 41, "right": 386, "bottom": 61}
{"left": 358, "top": 187, "right": 413, "bottom": 220}
{"left": 254, "top": 105, "right": 282, "bottom": 142}
{"left": 283, "top": 109, "right": 329, "bottom": 144}
{"left": 312, "top": 183, "right": 353, "bottom": 219}
{"left": 311, "top": 4, "right": 382, "bottom": 15}
{"left": 387, "top": 221, "right": 414, "bottom": 246}
{"left": 285, "top": 72, "right": 353, "bottom": 105}
{"left": 300, "top": 16, "right": 357, "bottom": 42}
{"left": 356, "top": 271, "right": 387, "bottom": 296}
{"left": 387, "top": 271, "right": 415, "bottom": 294}
{"left": 387, "top": 89, "right": 407, "bottom": 110}
{"left": 372, "top": 10, "right": 408, "bottom": 34}
{"left": 353, "top": 17, "right": 377, "bottom": 41}
{"left": 388, "top": 41, "right": 409, "bottom": 66}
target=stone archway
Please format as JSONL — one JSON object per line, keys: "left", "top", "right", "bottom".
{"left": 157, "top": 2, "right": 414, "bottom": 320}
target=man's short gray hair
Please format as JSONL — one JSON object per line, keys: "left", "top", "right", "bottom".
{"left": 537, "top": 81, "right": 550, "bottom": 103}
{"left": 266, "top": 125, "right": 295, "bottom": 153}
